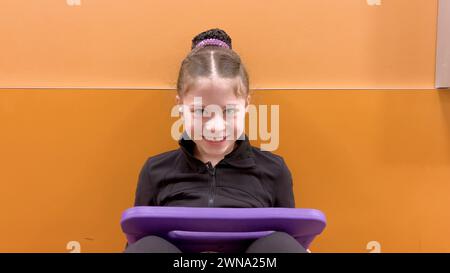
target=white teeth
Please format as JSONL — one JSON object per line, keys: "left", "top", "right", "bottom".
{"left": 203, "top": 136, "right": 230, "bottom": 142}
{"left": 207, "top": 138, "right": 224, "bottom": 142}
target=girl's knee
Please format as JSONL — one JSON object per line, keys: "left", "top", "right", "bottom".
{"left": 124, "top": 235, "right": 182, "bottom": 253}
{"left": 245, "top": 231, "right": 307, "bottom": 253}
{"left": 268, "top": 231, "right": 295, "bottom": 240}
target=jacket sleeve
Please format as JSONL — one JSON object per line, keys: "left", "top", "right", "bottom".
{"left": 124, "top": 158, "right": 157, "bottom": 251}
{"left": 273, "top": 158, "right": 296, "bottom": 208}
{"left": 133, "top": 157, "right": 157, "bottom": 206}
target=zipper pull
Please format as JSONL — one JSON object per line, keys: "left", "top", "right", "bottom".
{"left": 206, "top": 161, "right": 215, "bottom": 176}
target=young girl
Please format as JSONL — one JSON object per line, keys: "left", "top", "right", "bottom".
{"left": 124, "top": 28, "right": 307, "bottom": 253}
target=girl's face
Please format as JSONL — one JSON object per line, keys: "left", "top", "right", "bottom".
{"left": 178, "top": 77, "right": 249, "bottom": 159}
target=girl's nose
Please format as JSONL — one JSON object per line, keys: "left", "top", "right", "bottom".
{"left": 204, "top": 113, "right": 226, "bottom": 134}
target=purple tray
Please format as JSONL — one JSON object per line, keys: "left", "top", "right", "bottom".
{"left": 121, "top": 206, "right": 326, "bottom": 253}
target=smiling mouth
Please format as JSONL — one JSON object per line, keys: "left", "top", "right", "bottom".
{"left": 202, "top": 136, "right": 232, "bottom": 142}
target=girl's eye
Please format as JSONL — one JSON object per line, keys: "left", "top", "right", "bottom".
{"left": 224, "top": 108, "right": 237, "bottom": 115}
{"left": 192, "top": 107, "right": 237, "bottom": 117}
{"left": 193, "top": 109, "right": 204, "bottom": 116}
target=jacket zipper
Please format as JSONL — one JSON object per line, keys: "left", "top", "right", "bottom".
{"left": 206, "top": 161, "right": 216, "bottom": 207}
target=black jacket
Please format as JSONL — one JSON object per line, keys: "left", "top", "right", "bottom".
{"left": 133, "top": 133, "right": 295, "bottom": 208}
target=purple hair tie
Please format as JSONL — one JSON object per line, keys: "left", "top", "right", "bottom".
{"left": 195, "top": 38, "right": 230, "bottom": 49}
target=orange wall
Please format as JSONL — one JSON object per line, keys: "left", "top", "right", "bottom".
{"left": 0, "top": 89, "right": 449, "bottom": 253}
{"left": 1, "top": 0, "right": 449, "bottom": 253}
{"left": 0, "top": 0, "right": 438, "bottom": 89}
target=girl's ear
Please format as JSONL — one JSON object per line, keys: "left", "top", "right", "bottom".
{"left": 175, "top": 95, "right": 183, "bottom": 116}
{"left": 245, "top": 95, "right": 251, "bottom": 112}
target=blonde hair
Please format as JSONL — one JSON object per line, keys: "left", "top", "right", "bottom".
{"left": 176, "top": 28, "right": 250, "bottom": 98}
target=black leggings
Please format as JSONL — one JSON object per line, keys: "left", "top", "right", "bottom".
{"left": 124, "top": 231, "right": 307, "bottom": 253}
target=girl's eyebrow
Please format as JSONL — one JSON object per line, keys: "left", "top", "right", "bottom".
{"left": 188, "top": 104, "right": 204, "bottom": 109}
{"left": 225, "top": 104, "right": 238, "bottom": 108}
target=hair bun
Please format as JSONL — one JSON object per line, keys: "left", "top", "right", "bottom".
{"left": 191, "top": 28, "right": 232, "bottom": 50}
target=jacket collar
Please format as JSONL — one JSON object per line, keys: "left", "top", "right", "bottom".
{"left": 178, "top": 131, "right": 256, "bottom": 172}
